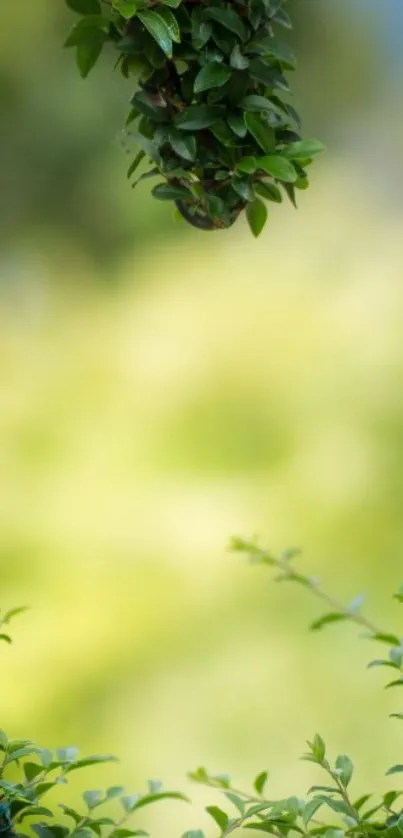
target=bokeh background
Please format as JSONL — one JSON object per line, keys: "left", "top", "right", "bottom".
{"left": 1, "top": 0, "right": 403, "bottom": 833}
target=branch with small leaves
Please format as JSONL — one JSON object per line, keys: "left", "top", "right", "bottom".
{"left": 3, "top": 542, "right": 403, "bottom": 838}
{"left": 63, "top": 0, "right": 325, "bottom": 234}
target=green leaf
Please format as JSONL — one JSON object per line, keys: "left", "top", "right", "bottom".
{"left": 273, "top": 7, "right": 292, "bottom": 28}
{"left": 137, "top": 10, "right": 173, "bottom": 57}
{"left": 335, "top": 755, "right": 354, "bottom": 788}
{"left": 5, "top": 746, "right": 41, "bottom": 765}
{"left": 312, "top": 798, "right": 355, "bottom": 819}
{"left": 59, "top": 806, "right": 82, "bottom": 824}
{"left": 19, "top": 808, "right": 54, "bottom": 821}
{"left": 152, "top": 183, "right": 191, "bottom": 201}
{"left": 227, "top": 113, "right": 247, "bottom": 138}
{"left": 246, "top": 36, "right": 295, "bottom": 68}
{"left": 246, "top": 198, "right": 267, "bottom": 237}
{"left": 386, "top": 679, "right": 403, "bottom": 689}
{"left": 163, "top": 0, "right": 182, "bottom": 7}
{"left": 169, "top": 130, "right": 196, "bottom": 161}
{"left": 132, "top": 791, "right": 190, "bottom": 810}
{"left": 254, "top": 182, "right": 282, "bottom": 203}
{"left": 57, "top": 747, "right": 79, "bottom": 763}
{"left": 390, "top": 714, "right": 403, "bottom": 720}
{"left": 194, "top": 63, "right": 231, "bottom": 94}
{"left": 308, "top": 786, "right": 343, "bottom": 795}
{"left": 248, "top": 60, "right": 289, "bottom": 90}
{"left": 155, "top": 7, "right": 181, "bottom": 42}
{"left": 66, "top": 755, "right": 118, "bottom": 772}
{"left": 253, "top": 771, "right": 269, "bottom": 796}
{"left": 209, "top": 121, "right": 237, "bottom": 147}
{"left": 230, "top": 45, "right": 249, "bottom": 69}
{"left": 64, "top": 16, "right": 107, "bottom": 47}
{"left": 371, "top": 633, "right": 401, "bottom": 646}
{"left": 106, "top": 787, "right": 125, "bottom": 800}
{"left": 176, "top": 105, "right": 226, "bottom": 130}
{"left": 204, "top": 7, "right": 246, "bottom": 40}
{"left": 113, "top": 1, "right": 140, "bottom": 19}
{"left": 0, "top": 730, "right": 8, "bottom": 750}
{"left": 257, "top": 155, "right": 297, "bottom": 182}
{"left": 36, "top": 783, "right": 57, "bottom": 796}
{"left": 224, "top": 793, "right": 245, "bottom": 815}
{"left": 206, "top": 806, "right": 229, "bottom": 832}
{"left": 282, "top": 140, "right": 325, "bottom": 160}
{"left": 65, "top": 0, "right": 101, "bottom": 13}
{"left": 244, "top": 113, "right": 275, "bottom": 153}
{"left": 310, "top": 613, "right": 348, "bottom": 632}
{"left": 182, "top": 832, "right": 204, "bottom": 838}
{"left": 191, "top": 11, "right": 212, "bottom": 49}
{"left": 121, "top": 796, "right": 140, "bottom": 813}
{"left": 2, "top": 607, "right": 29, "bottom": 624}
{"left": 127, "top": 151, "right": 145, "bottom": 180}
{"left": 353, "top": 794, "right": 372, "bottom": 811}
{"left": 236, "top": 157, "right": 257, "bottom": 174}
{"left": 383, "top": 792, "right": 402, "bottom": 807}
{"left": 129, "top": 132, "right": 161, "bottom": 164}
{"left": 241, "top": 95, "right": 284, "bottom": 117}
{"left": 390, "top": 646, "right": 403, "bottom": 666}
{"left": 32, "top": 827, "right": 69, "bottom": 838}
{"left": 23, "top": 762, "right": 44, "bottom": 782}
{"left": 303, "top": 799, "right": 324, "bottom": 825}
{"left": 232, "top": 176, "right": 254, "bottom": 202}
{"left": 83, "top": 791, "right": 104, "bottom": 810}
{"left": 76, "top": 41, "right": 103, "bottom": 77}
{"left": 131, "top": 91, "right": 168, "bottom": 123}
{"left": 387, "top": 766, "right": 403, "bottom": 776}
{"left": 0, "top": 634, "right": 12, "bottom": 643}
{"left": 282, "top": 182, "right": 297, "bottom": 208}
{"left": 311, "top": 733, "right": 326, "bottom": 762}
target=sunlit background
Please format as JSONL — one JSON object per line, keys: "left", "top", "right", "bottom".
{"left": 1, "top": 0, "right": 403, "bottom": 833}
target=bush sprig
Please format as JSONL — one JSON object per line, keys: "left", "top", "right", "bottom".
{"left": 3, "top": 541, "right": 403, "bottom": 838}
{"left": 63, "top": 0, "right": 324, "bottom": 234}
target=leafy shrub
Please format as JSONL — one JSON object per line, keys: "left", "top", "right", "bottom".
{"left": 3, "top": 540, "right": 403, "bottom": 838}
{"left": 63, "top": 0, "right": 324, "bottom": 234}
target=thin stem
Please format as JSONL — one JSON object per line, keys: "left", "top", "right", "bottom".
{"left": 238, "top": 541, "right": 385, "bottom": 638}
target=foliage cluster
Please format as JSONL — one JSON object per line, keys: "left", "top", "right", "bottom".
{"left": 3, "top": 542, "right": 403, "bottom": 838}
{"left": 63, "top": 0, "right": 324, "bottom": 233}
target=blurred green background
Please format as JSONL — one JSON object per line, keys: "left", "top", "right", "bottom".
{"left": 1, "top": 0, "right": 403, "bottom": 833}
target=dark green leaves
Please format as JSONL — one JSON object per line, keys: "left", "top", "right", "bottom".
{"left": 206, "top": 806, "right": 229, "bottom": 831}
{"left": 371, "top": 634, "right": 401, "bottom": 646}
{"left": 1, "top": 607, "right": 29, "bottom": 624}
{"left": 168, "top": 130, "right": 196, "bottom": 160}
{"left": 241, "top": 95, "right": 283, "bottom": 116}
{"left": 253, "top": 771, "right": 269, "bottom": 796}
{"left": 204, "top": 7, "right": 246, "bottom": 41}
{"left": 137, "top": 10, "right": 174, "bottom": 57}
{"left": 176, "top": 105, "right": 226, "bottom": 130}
{"left": 282, "top": 140, "right": 325, "bottom": 160}
{"left": 194, "top": 62, "right": 231, "bottom": 93}
{"left": 244, "top": 114, "right": 275, "bottom": 153}
{"left": 257, "top": 155, "right": 297, "bottom": 182}
{"left": 335, "top": 755, "right": 354, "bottom": 788}
{"left": 230, "top": 45, "right": 249, "bottom": 70}
{"left": 64, "top": 15, "right": 107, "bottom": 76}
{"left": 310, "top": 613, "right": 348, "bottom": 632}
{"left": 64, "top": 0, "right": 321, "bottom": 232}
{"left": 386, "top": 766, "right": 403, "bottom": 776}
{"left": 236, "top": 157, "right": 257, "bottom": 174}
{"left": 64, "top": 16, "right": 107, "bottom": 47}
{"left": 246, "top": 198, "right": 267, "bottom": 236}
